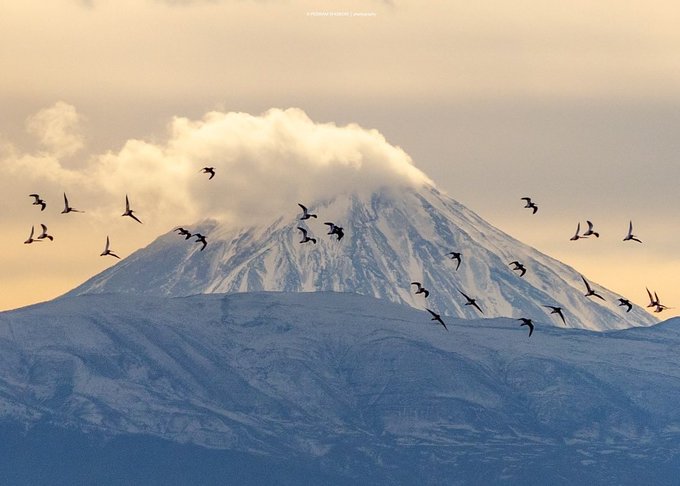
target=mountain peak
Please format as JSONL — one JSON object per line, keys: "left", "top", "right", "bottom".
{"left": 68, "top": 185, "right": 656, "bottom": 331}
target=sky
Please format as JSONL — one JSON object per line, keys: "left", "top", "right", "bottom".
{"left": 2, "top": 0, "right": 679, "bottom": 317}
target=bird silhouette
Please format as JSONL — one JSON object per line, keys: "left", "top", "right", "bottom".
{"left": 446, "top": 251, "right": 462, "bottom": 270}
{"left": 122, "top": 195, "right": 143, "bottom": 224}
{"left": 458, "top": 289, "right": 483, "bottom": 314}
{"left": 297, "top": 227, "right": 317, "bottom": 244}
{"left": 411, "top": 282, "right": 430, "bottom": 298}
{"left": 200, "top": 167, "right": 216, "bottom": 180}
{"left": 509, "top": 261, "right": 526, "bottom": 277}
{"left": 24, "top": 226, "right": 42, "bottom": 244}
{"left": 646, "top": 289, "right": 670, "bottom": 313}
{"left": 37, "top": 224, "right": 54, "bottom": 241}
{"left": 100, "top": 236, "right": 120, "bottom": 259}
{"left": 521, "top": 197, "right": 538, "bottom": 214}
{"left": 583, "top": 220, "right": 599, "bottom": 238}
{"left": 581, "top": 275, "right": 605, "bottom": 301}
{"left": 543, "top": 305, "right": 566, "bottom": 325}
{"left": 324, "top": 222, "right": 344, "bottom": 241}
{"left": 518, "top": 318, "right": 534, "bottom": 337}
{"left": 194, "top": 233, "right": 208, "bottom": 251}
{"left": 61, "top": 193, "right": 83, "bottom": 214}
{"left": 617, "top": 298, "right": 633, "bottom": 313}
{"left": 623, "top": 221, "right": 642, "bottom": 243}
{"left": 646, "top": 287, "right": 659, "bottom": 308}
{"left": 29, "top": 194, "right": 46, "bottom": 211}
{"left": 570, "top": 222, "right": 588, "bottom": 241}
{"left": 298, "top": 203, "right": 317, "bottom": 220}
{"left": 426, "top": 308, "right": 448, "bottom": 331}
{"left": 174, "top": 227, "right": 193, "bottom": 239}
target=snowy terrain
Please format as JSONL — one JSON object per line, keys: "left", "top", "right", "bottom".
{"left": 69, "top": 185, "right": 656, "bottom": 331}
{"left": 1, "top": 291, "right": 679, "bottom": 484}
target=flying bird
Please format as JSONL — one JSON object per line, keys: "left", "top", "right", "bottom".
{"left": 298, "top": 203, "right": 317, "bottom": 220}
{"left": 646, "top": 289, "right": 670, "bottom": 313}
{"left": 623, "top": 221, "right": 642, "bottom": 243}
{"left": 100, "top": 236, "right": 120, "bottom": 259}
{"left": 324, "top": 222, "right": 344, "bottom": 241}
{"left": 200, "top": 167, "right": 216, "bottom": 180}
{"left": 518, "top": 318, "right": 534, "bottom": 337}
{"left": 194, "top": 233, "right": 208, "bottom": 251}
{"left": 29, "top": 194, "right": 46, "bottom": 211}
{"left": 37, "top": 224, "right": 54, "bottom": 241}
{"left": 297, "top": 227, "right": 317, "bottom": 244}
{"left": 509, "top": 261, "right": 526, "bottom": 277}
{"left": 570, "top": 222, "right": 588, "bottom": 241}
{"left": 446, "top": 251, "right": 462, "bottom": 271}
{"left": 543, "top": 305, "right": 566, "bottom": 325}
{"left": 581, "top": 275, "right": 605, "bottom": 301}
{"left": 646, "top": 288, "right": 660, "bottom": 308}
{"left": 617, "top": 298, "right": 633, "bottom": 313}
{"left": 583, "top": 220, "right": 600, "bottom": 238}
{"left": 411, "top": 282, "right": 430, "bottom": 298}
{"left": 24, "top": 226, "right": 42, "bottom": 244}
{"left": 458, "top": 289, "right": 483, "bottom": 314}
{"left": 521, "top": 197, "right": 538, "bottom": 214}
{"left": 122, "top": 195, "right": 143, "bottom": 224}
{"left": 174, "top": 227, "right": 193, "bottom": 239}
{"left": 426, "top": 308, "right": 448, "bottom": 331}
{"left": 61, "top": 193, "right": 83, "bottom": 214}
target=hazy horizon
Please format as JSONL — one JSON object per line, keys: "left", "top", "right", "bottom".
{"left": 2, "top": 0, "right": 678, "bottom": 318}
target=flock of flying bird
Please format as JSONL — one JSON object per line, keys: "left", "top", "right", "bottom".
{"left": 288, "top": 195, "right": 667, "bottom": 336}
{"left": 23, "top": 170, "right": 669, "bottom": 336}
{"left": 23, "top": 169, "right": 219, "bottom": 257}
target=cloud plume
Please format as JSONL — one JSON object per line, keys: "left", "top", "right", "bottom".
{"left": 4, "top": 103, "right": 433, "bottom": 230}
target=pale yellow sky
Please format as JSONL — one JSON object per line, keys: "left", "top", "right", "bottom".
{"left": 2, "top": 0, "right": 679, "bottom": 316}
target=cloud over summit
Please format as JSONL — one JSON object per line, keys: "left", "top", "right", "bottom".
{"left": 3, "top": 103, "right": 432, "bottom": 229}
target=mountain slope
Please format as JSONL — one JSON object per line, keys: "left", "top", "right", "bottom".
{"left": 69, "top": 185, "right": 655, "bottom": 330}
{"left": 0, "top": 292, "right": 678, "bottom": 484}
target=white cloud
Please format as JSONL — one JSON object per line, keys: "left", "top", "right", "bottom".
{"left": 4, "top": 103, "right": 433, "bottom": 230}
{"left": 25, "top": 101, "right": 85, "bottom": 159}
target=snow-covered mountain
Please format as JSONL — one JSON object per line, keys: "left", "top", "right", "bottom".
{"left": 69, "top": 185, "right": 655, "bottom": 331}
{"left": 1, "top": 292, "right": 679, "bottom": 484}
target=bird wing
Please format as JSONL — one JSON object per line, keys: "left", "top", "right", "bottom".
{"left": 532, "top": 205, "right": 538, "bottom": 214}
{"left": 556, "top": 309, "right": 566, "bottom": 324}
{"left": 527, "top": 322, "right": 534, "bottom": 336}
{"left": 472, "top": 301, "right": 483, "bottom": 314}
{"left": 125, "top": 195, "right": 131, "bottom": 212}
{"left": 28, "top": 225, "right": 34, "bottom": 238}
{"left": 40, "top": 223, "right": 47, "bottom": 234}
{"left": 646, "top": 287, "right": 654, "bottom": 304}
{"left": 575, "top": 222, "right": 580, "bottom": 235}
{"left": 458, "top": 289, "right": 471, "bottom": 300}
{"left": 581, "top": 275, "right": 592, "bottom": 292}
{"left": 425, "top": 308, "right": 437, "bottom": 318}
{"left": 105, "top": 236, "right": 110, "bottom": 251}
{"left": 521, "top": 197, "right": 531, "bottom": 202}
{"left": 63, "top": 193, "right": 69, "bottom": 208}
{"left": 586, "top": 220, "right": 594, "bottom": 232}
{"left": 628, "top": 220, "right": 633, "bottom": 236}
{"left": 411, "top": 281, "right": 422, "bottom": 288}
{"left": 297, "top": 227, "right": 308, "bottom": 237}
{"left": 298, "top": 203, "right": 308, "bottom": 213}
{"left": 423, "top": 289, "right": 430, "bottom": 298}
{"left": 129, "top": 213, "right": 143, "bottom": 224}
